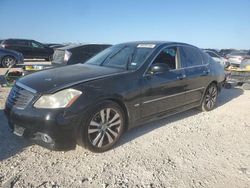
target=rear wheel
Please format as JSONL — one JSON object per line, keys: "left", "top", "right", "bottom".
{"left": 45, "top": 55, "right": 53, "bottom": 61}
{"left": 242, "top": 83, "right": 250, "bottom": 90}
{"left": 79, "top": 101, "right": 125, "bottom": 152}
{"left": 1, "top": 56, "right": 16, "bottom": 68}
{"left": 201, "top": 83, "right": 218, "bottom": 112}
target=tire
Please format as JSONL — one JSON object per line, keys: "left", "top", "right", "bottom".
{"left": 79, "top": 100, "right": 125, "bottom": 153}
{"left": 242, "top": 83, "right": 250, "bottom": 90}
{"left": 224, "top": 82, "right": 232, "bottom": 89}
{"left": 200, "top": 83, "right": 218, "bottom": 112}
{"left": 1, "top": 56, "right": 16, "bottom": 68}
{"left": 45, "top": 55, "right": 53, "bottom": 61}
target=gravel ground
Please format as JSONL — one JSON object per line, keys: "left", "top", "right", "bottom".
{"left": 0, "top": 67, "right": 250, "bottom": 188}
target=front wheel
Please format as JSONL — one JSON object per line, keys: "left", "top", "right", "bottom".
{"left": 79, "top": 101, "right": 125, "bottom": 152}
{"left": 200, "top": 83, "right": 218, "bottom": 112}
{"left": 1, "top": 56, "right": 16, "bottom": 68}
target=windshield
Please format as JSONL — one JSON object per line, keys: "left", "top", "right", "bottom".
{"left": 85, "top": 44, "right": 155, "bottom": 70}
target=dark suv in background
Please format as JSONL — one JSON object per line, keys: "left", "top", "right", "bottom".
{"left": 1, "top": 39, "right": 54, "bottom": 61}
{"left": 52, "top": 44, "right": 111, "bottom": 66}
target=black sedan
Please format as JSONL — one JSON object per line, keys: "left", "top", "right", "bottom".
{"left": 4, "top": 41, "right": 225, "bottom": 152}
{"left": 0, "top": 48, "right": 24, "bottom": 68}
{"left": 1, "top": 39, "right": 54, "bottom": 61}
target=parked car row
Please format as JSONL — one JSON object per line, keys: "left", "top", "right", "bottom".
{"left": 1, "top": 39, "right": 54, "bottom": 61}
{"left": 0, "top": 38, "right": 112, "bottom": 68}
{"left": 204, "top": 48, "right": 250, "bottom": 68}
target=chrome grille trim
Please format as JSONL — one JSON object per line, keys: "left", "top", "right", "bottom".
{"left": 6, "top": 84, "right": 35, "bottom": 109}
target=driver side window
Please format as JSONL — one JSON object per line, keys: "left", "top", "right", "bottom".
{"left": 153, "top": 47, "right": 178, "bottom": 70}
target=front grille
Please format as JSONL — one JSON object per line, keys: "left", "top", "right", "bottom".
{"left": 6, "top": 84, "right": 34, "bottom": 109}
{"left": 52, "top": 50, "right": 65, "bottom": 64}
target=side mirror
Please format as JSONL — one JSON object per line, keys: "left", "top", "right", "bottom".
{"left": 149, "top": 63, "right": 169, "bottom": 74}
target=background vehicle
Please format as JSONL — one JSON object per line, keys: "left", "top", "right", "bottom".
{"left": 0, "top": 39, "right": 54, "bottom": 61}
{"left": 226, "top": 51, "right": 248, "bottom": 66}
{"left": 45, "top": 43, "right": 67, "bottom": 49}
{"left": 241, "top": 50, "right": 250, "bottom": 68}
{"left": 204, "top": 50, "right": 229, "bottom": 68}
{"left": 4, "top": 41, "right": 225, "bottom": 152}
{"left": 219, "top": 49, "right": 236, "bottom": 57}
{"left": 52, "top": 44, "right": 111, "bottom": 66}
{"left": 0, "top": 48, "right": 23, "bottom": 68}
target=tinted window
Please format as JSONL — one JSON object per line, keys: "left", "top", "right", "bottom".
{"left": 152, "top": 47, "right": 177, "bottom": 69}
{"left": 247, "top": 50, "right": 250, "bottom": 55}
{"left": 201, "top": 51, "right": 211, "bottom": 64}
{"left": 31, "top": 41, "right": 44, "bottom": 48}
{"left": 84, "top": 45, "right": 102, "bottom": 54}
{"left": 7, "top": 40, "right": 28, "bottom": 46}
{"left": 180, "top": 46, "right": 203, "bottom": 67}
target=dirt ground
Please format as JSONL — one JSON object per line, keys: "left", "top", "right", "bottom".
{"left": 0, "top": 66, "right": 250, "bottom": 188}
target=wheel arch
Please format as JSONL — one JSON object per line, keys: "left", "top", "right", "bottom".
{"left": 104, "top": 97, "right": 130, "bottom": 131}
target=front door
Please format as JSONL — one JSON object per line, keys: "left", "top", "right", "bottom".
{"left": 30, "top": 41, "right": 47, "bottom": 58}
{"left": 140, "top": 46, "right": 187, "bottom": 118}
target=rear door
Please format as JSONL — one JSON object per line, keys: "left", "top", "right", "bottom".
{"left": 140, "top": 46, "right": 187, "bottom": 118}
{"left": 179, "top": 46, "right": 209, "bottom": 105}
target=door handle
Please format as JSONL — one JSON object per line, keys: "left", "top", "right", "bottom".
{"left": 201, "top": 69, "right": 210, "bottom": 76}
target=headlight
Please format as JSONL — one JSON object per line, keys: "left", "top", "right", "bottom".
{"left": 64, "top": 50, "right": 72, "bottom": 62}
{"left": 34, "top": 88, "right": 82, "bottom": 109}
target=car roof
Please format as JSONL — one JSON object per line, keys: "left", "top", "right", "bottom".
{"left": 118, "top": 41, "right": 199, "bottom": 48}
{"left": 58, "top": 43, "right": 112, "bottom": 50}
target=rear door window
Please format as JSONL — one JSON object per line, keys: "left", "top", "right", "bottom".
{"left": 15, "top": 40, "right": 29, "bottom": 46}
{"left": 180, "top": 46, "right": 203, "bottom": 67}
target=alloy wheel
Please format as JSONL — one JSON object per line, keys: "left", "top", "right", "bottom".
{"left": 205, "top": 85, "right": 217, "bottom": 110}
{"left": 88, "top": 108, "right": 122, "bottom": 148}
{"left": 2, "top": 56, "right": 15, "bottom": 68}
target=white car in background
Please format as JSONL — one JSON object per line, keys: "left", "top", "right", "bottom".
{"left": 240, "top": 50, "right": 250, "bottom": 68}
{"left": 204, "top": 50, "right": 229, "bottom": 68}
{"left": 226, "top": 51, "right": 248, "bottom": 66}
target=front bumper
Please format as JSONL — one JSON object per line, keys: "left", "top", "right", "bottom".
{"left": 4, "top": 105, "right": 81, "bottom": 150}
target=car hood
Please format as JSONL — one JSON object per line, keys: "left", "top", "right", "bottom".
{"left": 18, "top": 64, "right": 127, "bottom": 93}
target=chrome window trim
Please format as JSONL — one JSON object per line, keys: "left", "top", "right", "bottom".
{"left": 16, "top": 82, "right": 37, "bottom": 94}
{"left": 143, "top": 44, "right": 208, "bottom": 77}
{"left": 143, "top": 44, "right": 181, "bottom": 77}
{"left": 142, "top": 87, "right": 205, "bottom": 105}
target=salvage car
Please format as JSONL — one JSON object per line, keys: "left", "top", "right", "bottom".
{"left": 52, "top": 44, "right": 111, "bottom": 66}
{"left": 204, "top": 50, "right": 229, "bottom": 68}
{"left": 226, "top": 51, "right": 248, "bottom": 66}
{"left": 0, "top": 48, "right": 24, "bottom": 68}
{"left": 4, "top": 41, "right": 225, "bottom": 152}
{"left": 1, "top": 39, "right": 54, "bottom": 61}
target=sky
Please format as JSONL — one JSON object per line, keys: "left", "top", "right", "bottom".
{"left": 0, "top": 0, "right": 249, "bottom": 49}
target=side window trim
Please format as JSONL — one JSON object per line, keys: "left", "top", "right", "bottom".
{"left": 143, "top": 45, "right": 180, "bottom": 76}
